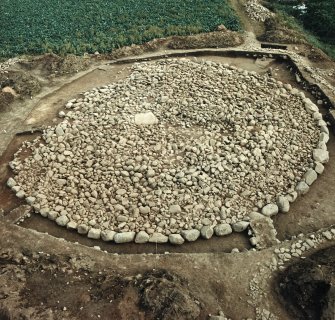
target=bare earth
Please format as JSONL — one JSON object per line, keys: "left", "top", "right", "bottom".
{"left": 1, "top": 2, "right": 335, "bottom": 319}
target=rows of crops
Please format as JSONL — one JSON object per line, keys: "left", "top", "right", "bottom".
{"left": 0, "top": 0, "right": 241, "bottom": 58}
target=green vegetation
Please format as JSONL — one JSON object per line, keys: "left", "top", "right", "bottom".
{"left": 266, "top": 0, "right": 335, "bottom": 59}
{"left": 0, "top": 0, "right": 241, "bottom": 58}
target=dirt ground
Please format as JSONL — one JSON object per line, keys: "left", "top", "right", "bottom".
{"left": 1, "top": 1, "right": 335, "bottom": 319}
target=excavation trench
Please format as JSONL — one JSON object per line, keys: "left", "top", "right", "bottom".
{"left": 1, "top": 52, "right": 334, "bottom": 254}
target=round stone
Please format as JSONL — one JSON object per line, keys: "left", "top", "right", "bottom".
{"left": 55, "top": 215, "right": 69, "bottom": 227}
{"left": 169, "top": 234, "right": 185, "bottom": 245}
{"left": 181, "top": 229, "right": 200, "bottom": 242}
{"left": 232, "top": 221, "right": 249, "bottom": 232}
{"left": 214, "top": 224, "right": 233, "bottom": 236}
{"left": 135, "top": 231, "right": 150, "bottom": 244}
{"left": 261, "top": 203, "right": 279, "bottom": 217}
{"left": 148, "top": 232, "right": 168, "bottom": 243}
{"left": 200, "top": 226, "right": 214, "bottom": 239}
{"left": 114, "top": 232, "right": 135, "bottom": 243}
{"left": 87, "top": 228, "right": 101, "bottom": 239}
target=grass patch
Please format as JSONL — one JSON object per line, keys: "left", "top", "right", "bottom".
{"left": 0, "top": 0, "right": 241, "bottom": 58}
{"left": 264, "top": 1, "right": 335, "bottom": 60}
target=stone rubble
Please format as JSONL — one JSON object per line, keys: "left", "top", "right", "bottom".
{"left": 0, "top": 57, "right": 21, "bottom": 74}
{"left": 244, "top": 0, "right": 274, "bottom": 22}
{"left": 248, "top": 225, "right": 335, "bottom": 319}
{"left": 7, "top": 58, "right": 327, "bottom": 244}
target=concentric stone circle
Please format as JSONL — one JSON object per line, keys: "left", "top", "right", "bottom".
{"left": 7, "top": 58, "right": 329, "bottom": 244}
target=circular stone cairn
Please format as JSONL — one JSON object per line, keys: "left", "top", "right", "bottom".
{"left": 8, "top": 58, "right": 328, "bottom": 244}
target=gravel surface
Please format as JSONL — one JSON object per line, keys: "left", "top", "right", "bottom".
{"left": 8, "top": 58, "right": 325, "bottom": 243}
{"left": 244, "top": 0, "right": 274, "bottom": 22}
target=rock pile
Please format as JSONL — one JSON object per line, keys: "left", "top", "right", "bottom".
{"left": 0, "top": 57, "right": 21, "bottom": 74}
{"left": 244, "top": 0, "right": 274, "bottom": 22}
{"left": 8, "top": 58, "right": 326, "bottom": 244}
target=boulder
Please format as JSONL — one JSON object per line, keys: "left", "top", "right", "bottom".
{"left": 55, "top": 215, "right": 69, "bottom": 227}
{"left": 261, "top": 203, "right": 279, "bottom": 217}
{"left": 303, "top": 169, "right": 318, "bottom": 186}
{"left": 114, "top": 232, "right": 135, "bottom": 243}
{"left": 181, "top": 229, "right": 200, "bottom": 242}
{"left": 87, "top": 228, "right": 101, "bottom": 239}
{"left": 6, "top": 177, "right": 16, "bottom": 188}
{"left": 149, "top": 233, "right": 168, "bottom": 243}
{"left": 135, "top": 231, "right": 150, "bottom": 243}
{"left": 313, "top": 149, "right": 329, "bottom": 164}
{"left": 277, "top": 196, "right": 290, "bottom": 213}
{"left": 232, "top": 221, "right": 249, "bottom": 232}
{"left": 169, "top": 234, "right": 185, "bottom": 245}
{"left": 101, "top": 230, "right": 116, "bottom": 242}
{"left": 200, "top": 226, "right": 214, "bottom": 239}
{"left": 296, "top": 181, "right": 310, "bottom": 195}
{"left": 214, "top": 224, "right": 232, "bottom": 236}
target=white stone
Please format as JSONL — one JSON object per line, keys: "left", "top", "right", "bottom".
{"left": 87, "top": 228, "right": 101, "bottom": 239}
{"left": 214, "top": 224, "right": 232, "bottom": 236}
{"left": 315, "top": 162, "right": 324, "bottom": 174}
{"left": 169, "top": 234, "right": 185, "bottom": 245}
{"left": 26, "top": 196, "right": 36, "bottom": 205}
{"left": 277, "top": 196, "right": 290, "bottom": 213}
{"left": 304, "top": 102, "right": 319, "bottom": 114}
{"left": 319, "top": 132, "right": 329, "bottom": 144}
{"left": 296, "top": 181, "right": 309, "bottom": 195}
{"left": 55, "top": 125, "right": 65, "bottom": 136}
{"left": 56, "top": 215, "right": 69, "bottom": 227}
{"left": 286, "top": 191, "right": 298, "bottom": 203}
{"left": 169, "top": 204, "right": 182, "bottom": 214}
{"left": 313, "top": 149, "right": 329, "bottom": 163}
{"left": 78, "top": 224, "right": 89, "bottom": 234}
{"left": 261, "top": 203, "right": 279, "bottom": 217}
{"left": 48, "top": 211, "right": 58, "bottom": 221}
{"left": 134, "top": 112, "right": 158, "bottom": 125}
{"left": 200, "top": 226, "right": 214, "bottom": 239}
{"left": 181, "top": 229, "right": 200, "bottom": 242}
{"left": 6, "top": 178, "right": 16, "bottom": 188}
{"left": 232, "top": 221, "right": 249, "bottom": 232}
{"left": 303, "top": 169, "right": 317, "bottom": 185}
{"left": 16, "top": 190, "right": 25, "bottom": 199}
{"left": 58, "top": 111, "right": 66, "bottom": 118}
{"left": 149, "top": 233, "right": 168, "bottom": 243}
{"left": 67, "top": 221, "right": 78, "bottom": 230}
{"left": 101, "top": 230, "right": 116, "bottom": 241}
{"left": 135, "top": 231, "right": 150, "bottom": 243}
{"left": 114, "top": 232, "right": 135, "bottom": 243}
{"left": 40, "top": 208, "right": 49, "bottom": 217}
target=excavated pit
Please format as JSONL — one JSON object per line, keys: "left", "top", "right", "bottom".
{"left": 1, "top": 53, "right": 334, "bottom": 254}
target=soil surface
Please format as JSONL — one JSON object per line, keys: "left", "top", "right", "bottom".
{"left": 1, "top": 1, "right": 335, "bottom": 319}
{"left": 276, "top": 245, "right": 335, "bottom": 320}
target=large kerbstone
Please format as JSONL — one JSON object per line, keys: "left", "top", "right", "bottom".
{"left": 181, "top": 229, "right": 200, "bottom": 242}
{"left": 87, "top": 228, "right": 101, "bottom": 239}
{"left": 169, "top": 234, "right": 185, "bottom": 245}
{"left": 214, "top": 224, "right": 232, "bottom": 236}
{"left": 135, "top": 231, "right": 150, "bottom": 243}
{"left": 114, "top": 232, "right": 135, "bottom": 243}
{"left": 296, "top": 181, "right": 310, "bottom": 195}
{"left": 149, "top": 232, "right": 168, "bottom": 243}
{"left": 313, "top": 149, "right": 329, "bottom": 164}
{"left": 261, "top": 203, "right": 279, "bottom": 217}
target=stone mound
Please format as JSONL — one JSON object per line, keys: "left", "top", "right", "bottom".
{"left": 8, "top": 58, "right": 328, "bottom": 244}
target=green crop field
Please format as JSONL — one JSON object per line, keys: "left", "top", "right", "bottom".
{"left": 0, "top": 0, "right": 241, "bottom": 58}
